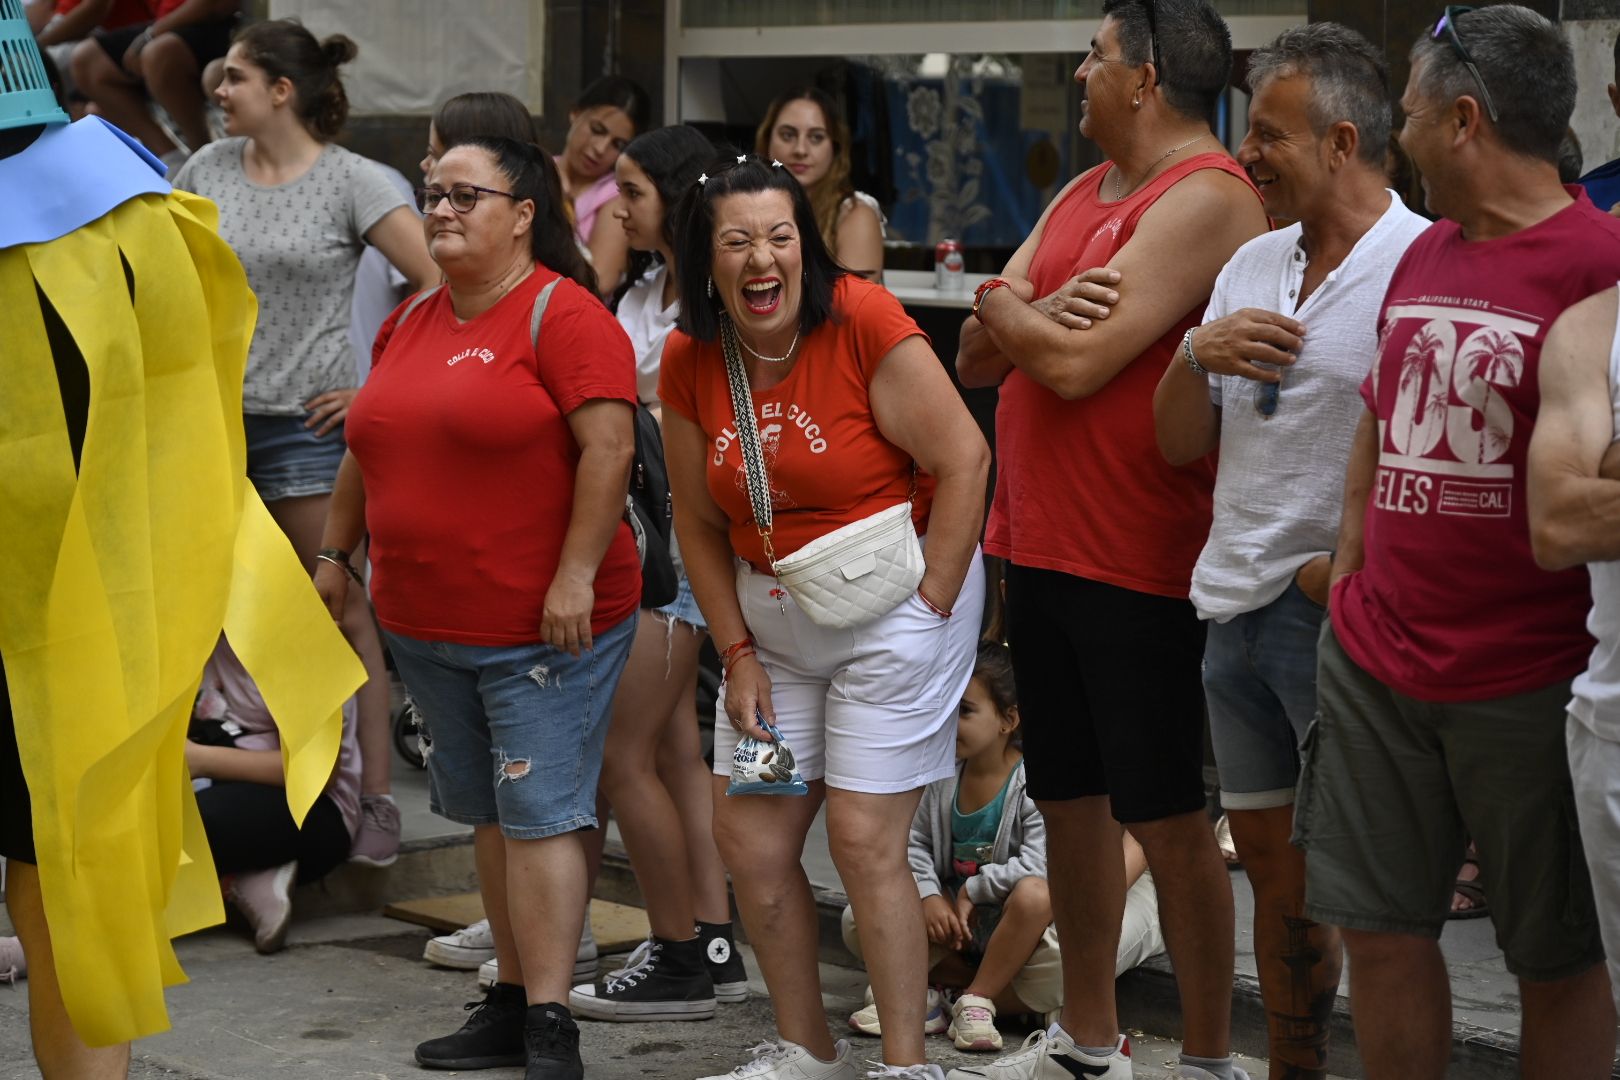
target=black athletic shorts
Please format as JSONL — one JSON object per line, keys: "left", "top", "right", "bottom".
{"left": 1003, "top": 563, "right": 1208, "bottom": 822}
{"left": 0, "top": 655, "right": 33, "bottom": 865}
{"left": 95, "top": 16, "right": 237, "bottom": 71}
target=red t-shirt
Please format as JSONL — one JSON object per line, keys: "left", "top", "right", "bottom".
{"left": 1331, "top": 192, "right": 1620, "bottom": 702}
{"left": 984, "top": 153, "right": 1256, "bottom": 598}
{"left": 55, "top": 0, "right": 149, "bottom": 27}
{"left": 346, "top": 267, "right": 642, "bottom": 645}
{"left": 659, "top": 275, "right": 933, "bottom": 571}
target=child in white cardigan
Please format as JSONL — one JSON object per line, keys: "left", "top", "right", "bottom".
{"left": 842, "top": 641, "right": 1164, "bottom": 1052}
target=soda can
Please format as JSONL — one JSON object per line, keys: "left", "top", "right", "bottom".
{"left": 935, "top": 238, "right": 965, "bottom": 291}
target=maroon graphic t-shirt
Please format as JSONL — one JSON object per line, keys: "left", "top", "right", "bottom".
{"left": 1331, "top": 190, "right": 1620, "bottom": 702}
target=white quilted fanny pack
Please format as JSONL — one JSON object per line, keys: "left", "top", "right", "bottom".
{"left": 721, "top": 317, "right": 922, "bottom": 630}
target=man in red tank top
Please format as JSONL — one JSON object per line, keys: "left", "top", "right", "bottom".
{"left": 953, "top": 3, "right": 1267, "bottom": 1079}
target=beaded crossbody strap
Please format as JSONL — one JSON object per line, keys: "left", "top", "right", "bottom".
{"left": 719, "top": 315, "right": 779, "bottom": 569}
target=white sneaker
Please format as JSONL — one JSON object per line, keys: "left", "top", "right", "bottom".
{"left": 947, "top": 993, "right": 1002, "bottom": 1051}
{"left": 423, "top": 918, "right": 494, "bottom": 969}
{"left": 847, "top": 986, "right": 951, "bottom": 1038}
{"left": 0, "top": 936, "right": 24, "bottom": 983}
{"left": 226, "top": 861, "right": 297, "bottom": 955}
{"left": 945, "top": 1030, "right": 1132, "bottom": 1080}
{"left": 866, "top": 1066, "right": 945, "bottom": 1079}
{"left": 477, "top": 919, "right": 599, "bottom": 987}
{"left": 1177, "top": 1064, "right": 1250, "bottom": 1080}
{"left": 699, "top": 1038, "right": 859, "bottom": 1080}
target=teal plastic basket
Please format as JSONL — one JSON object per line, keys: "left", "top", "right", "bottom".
{"left": 0, "top": 0, "right": 70, "bottom": 131}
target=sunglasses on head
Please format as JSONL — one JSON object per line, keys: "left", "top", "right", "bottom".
{"left": 1432, "top": 5, "right": 1499, "bottom": 123}
{"left": 1141, "top": 0, "right": 1162, "bottom": 85}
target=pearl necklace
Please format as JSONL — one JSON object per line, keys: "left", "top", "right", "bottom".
{"left": 737, "top": 328, "right": 800, "bottom": 365}
{"left": 1112, "top": 134, "right": 1206, "bottom": 200}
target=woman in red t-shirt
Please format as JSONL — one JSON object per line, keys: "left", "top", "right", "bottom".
{"left": 314, "top": 136, "right": 640, "bottom": 1077}
{"left": 659, "top": 157, "right": 989, "bottom": 1078}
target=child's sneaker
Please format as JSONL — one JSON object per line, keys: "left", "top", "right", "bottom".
{"left": 479, "top": 921, "right": 598, "bottom": 987}
{"left": 349, "top": 794, "right": 401, "bottom": 867}
{"left": 846, "top": 986, "right": 951, "bottom": 1037}
{"left": 947, "top": 993, "right": 1002, "bottom": 1051}
{"left": 0, "top": 936, "right": 24, "bottom": 983}
{"left": 697, "top": 1038, "right": 858, "bottom": 1080}
{"left": 226, "top": 860, "right": 297, "bottom": 954}
{"left": 424, "top": 918, "right": 495, "bottom": 969}
{"left": 945, "top": 1030, "right": 1132, "bottom": 1080}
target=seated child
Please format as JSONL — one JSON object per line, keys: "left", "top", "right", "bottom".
{"left": 841, "top": 641, "right": 1164, "bottom": 1052}
{"left": 187, "top": 637, "right": 361, "bottom": 953}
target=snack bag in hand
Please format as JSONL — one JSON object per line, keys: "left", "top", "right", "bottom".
{"left": 727, "top": 714, "right": 809, "bottom": 796}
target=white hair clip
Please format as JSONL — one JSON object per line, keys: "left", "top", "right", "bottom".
{"left": 698, "top": 172, "right": 708, "bottom": 186}
{"left": 736, "top": 154, "right": 747, "bottom": 164}
{"left": 771, "top": 159, "right": 783, "bottom": 168}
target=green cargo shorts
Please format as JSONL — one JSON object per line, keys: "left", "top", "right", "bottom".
{"left": 1294, "top": 620, "right": 1604, "bottom": 981}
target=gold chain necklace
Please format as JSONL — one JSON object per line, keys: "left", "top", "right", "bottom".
{"left": 1113, "top": 134, "right": 1206, "bottom": 200}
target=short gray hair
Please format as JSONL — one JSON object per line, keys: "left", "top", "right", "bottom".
{"left": 1247, "top": 22, "right": 1390, "bottom": 167}
{"left": 1408, "top": 4, "right": 1573, "bottom": 164}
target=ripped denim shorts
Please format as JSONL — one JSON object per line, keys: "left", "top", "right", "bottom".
{"left": 382, "top": 615, "right": 636, "bottom": 838}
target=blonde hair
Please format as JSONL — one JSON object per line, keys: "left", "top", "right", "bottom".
{"left": 755, "top": 88, "right": 854, "bottom": 256}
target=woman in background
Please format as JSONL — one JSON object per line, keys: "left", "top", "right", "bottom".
{"left": 756, "top": 87, "right": 884, "bottom": 282}
{"left": 555, "top": 75, "right": 651, "bottom": 297}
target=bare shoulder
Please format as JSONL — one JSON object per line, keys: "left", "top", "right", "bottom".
{"left": 1550, "top": 286, "right": 1620, "bottom": 341}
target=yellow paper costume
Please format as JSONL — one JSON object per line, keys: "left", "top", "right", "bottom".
{"left": 0, "top": 128, "right": 364, "bottom": 1043}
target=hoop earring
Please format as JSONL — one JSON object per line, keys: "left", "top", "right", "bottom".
{"left": 707, "top": 276, "right": 714, "bottom": 299}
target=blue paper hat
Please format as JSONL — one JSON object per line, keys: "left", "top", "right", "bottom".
{"left": 0, "top": 0, "right": 71, "bottom": 132}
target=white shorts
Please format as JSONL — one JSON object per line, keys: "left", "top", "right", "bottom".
{"left": 713, "top": 549, "right": 985, "bottom": 794}
{"left": 1568, "top": 713, "right": 1620, "bottom": 1010}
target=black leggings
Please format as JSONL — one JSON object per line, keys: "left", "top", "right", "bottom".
{"left": 195, "top": 782, "right": 351, "bottom": 885}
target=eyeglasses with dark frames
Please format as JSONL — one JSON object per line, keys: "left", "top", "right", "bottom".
{"left": 1432, "top": 5, "right": 1499, "bottom": 124}
{"left": 1141, "top": 0, "right": 1162, "bottom": 85}
{"left": 415, "top": 184, "right": 518, "bottom": 214}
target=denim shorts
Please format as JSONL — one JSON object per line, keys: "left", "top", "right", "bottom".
{"left": 1203, "top": 578, "right": 1325, "bottom": 810}
{"left": 653, "top": 572, "right": 706, "bottom": 630}
{"left": 243, "top": 412, "right": 348, "bottom": 503}
{"left": 384, "top": 615, "right": 637, "bottom": 838}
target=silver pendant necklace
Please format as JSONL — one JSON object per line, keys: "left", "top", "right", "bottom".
{"left": 737, "top": 328, "right": 801, "bottom": 365}
{"left": 1113, "top": 134, "right": 1205, "bottom": 200}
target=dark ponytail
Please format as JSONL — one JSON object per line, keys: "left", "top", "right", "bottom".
{"left": 233, "top": 19, "right": 356, "bottom": 141}
{"left": 456, "top": 135, "right": 597, "bottom": 295}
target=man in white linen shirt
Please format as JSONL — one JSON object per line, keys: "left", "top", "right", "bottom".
{"left": 1152, "top": 23, "right": 1429, "bottom": 1080}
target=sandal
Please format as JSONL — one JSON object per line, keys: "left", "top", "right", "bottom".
{"left": 1449, "top": 853, "right": 1489, "bottom": 920}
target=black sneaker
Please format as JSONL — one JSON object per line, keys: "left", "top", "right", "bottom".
{"left": 524, "top": 1002, "right": 584, "bottom": 1080}
{"left": 415, "top": 982, "right": 526, "bottom": 1070}
{"left": 697, "top": 920, "right": 749, "bottom": 1004}
{"left": 567, "top": 935, "right": 717, "bottom": 1021}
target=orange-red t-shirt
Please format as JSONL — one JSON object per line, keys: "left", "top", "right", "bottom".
{"left": 984, "top": 153, "right": 1257, "bottom": 599}
{"left": 346, "top": 267, "right": 642, "bottom": 645}
{"left": 659, "top": 275, "right": 932, "bottom": 570}
{"left": 55, "top": 0, "right": 149, "bottom": 26}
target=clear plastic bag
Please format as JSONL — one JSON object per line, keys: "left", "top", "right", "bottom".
{"left": 726, "top": 714, "right": 809, "bottom": 796}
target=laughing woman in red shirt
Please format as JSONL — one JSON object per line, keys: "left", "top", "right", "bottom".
{"left": 314, "top": 136, "right": 640, "bottom": 1080}
{"left": 659, "top": 157, "right": 989, "bottom": 1080}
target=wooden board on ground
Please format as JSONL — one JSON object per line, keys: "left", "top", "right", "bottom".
{"left": 384, "top": 893, "right": 650, "bottom": 953}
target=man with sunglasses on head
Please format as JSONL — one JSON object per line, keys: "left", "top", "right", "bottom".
{"left": 1293, "top": 6, "right": 1620, "bottom": 1078}
{"left": 1151, "top": 23, "right": 1429, "bottom": 1080}
{"left": 955, "top": 2, "right": 1266, "bottom": 1078}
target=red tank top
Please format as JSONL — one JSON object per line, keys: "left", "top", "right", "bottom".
{"left": 984, "top": 153, "right": 1258, "bottom": 598}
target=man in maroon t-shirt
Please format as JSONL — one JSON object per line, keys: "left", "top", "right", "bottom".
{"left": 1297, "top": 8, "right": 1620, "bottom": 1078}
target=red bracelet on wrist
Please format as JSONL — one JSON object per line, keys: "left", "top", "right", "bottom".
{"left": 972, "top": 277, "right": 1012, "bottom": 323}
{"left": 719, "top": 636, "right": 755, "bottom": 665}
{"left": 918, "top": 591, "right": 952, "bottom": 619}
{"left": 722, "top": 646, "right": 756, "bottom": 675}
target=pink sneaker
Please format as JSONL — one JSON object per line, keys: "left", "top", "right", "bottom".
{"left": 227, "top": 861, "right": 297, "bottom": 954}
{"left": 0, "top": 936, "right": 25, "bottom": 983}
{"left": 350, "top": 794, "right": 401, "bottom": 867}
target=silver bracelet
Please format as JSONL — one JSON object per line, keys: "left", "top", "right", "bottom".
{"left": 1181, "top": 326, "right": 1208, "bottom": 376}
